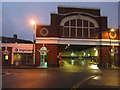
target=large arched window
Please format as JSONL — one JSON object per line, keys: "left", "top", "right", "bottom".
{"left": 60, "top": 15, "right": 99, "bottom": 38}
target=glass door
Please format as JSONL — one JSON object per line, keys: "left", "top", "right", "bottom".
{"left": 40, "top": 52, "right": 47, "bottom": 68}
{"left": 4, "top": 55, "right": 9, "bottom": 64}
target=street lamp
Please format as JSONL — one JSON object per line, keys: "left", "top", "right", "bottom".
{"left": 110, "top": 28, "right": 115, "bottom": 32}
{"left": 31, "top": 20, "right": 36, "bottom": 65}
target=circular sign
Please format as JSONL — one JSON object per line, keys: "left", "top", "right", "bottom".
{"left": 40, "top": 28, "right": 48, "bottom": 36}
{"left": 109, "top": 32, "right": 117, "bottom": 39}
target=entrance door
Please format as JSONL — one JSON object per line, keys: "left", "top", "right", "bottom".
{"left": 40, "top": 46, "right": 48, "bottom": 68}
{"left": 4, "top": 55, "right": 9, "bottom": 64}
{"left": 40, "top": 52, "right": 47, "bottom": 68}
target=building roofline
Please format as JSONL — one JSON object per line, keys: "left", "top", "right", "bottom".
{"left": 2, "top": 36, "right": 32, "bottom": 41}
{"left": 57, "top": 5, "right": 100, "bottom": 10}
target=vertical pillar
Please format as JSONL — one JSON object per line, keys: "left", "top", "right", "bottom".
{"left": 98, "top": 45, "right": 102, "bottom": 67}
{"left": 11, "top": 52, "right": 14, "bottom": 65}
{"left": 117, "top": 46, "right": 120, "bottom": 67}
{"left": 35, "top": 44, "right": 41, "bottom": 66}
{"left": 47, "top": 44, "right": 58, "bottom": 67}
{"left": 100, "top": 46, "right": 111, "bottom": 68}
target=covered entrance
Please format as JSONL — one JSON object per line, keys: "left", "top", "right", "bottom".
{"left": 58, "top": 45, "right": 99, "bottom": 66}
{"left": 2, "top": 49, "right": 10, "bottom": 65}
{"left": 4, "top": 55, "right": 9, "bottom": 64}
{"left": 39, "top": 46, "right": 48, "bottom": 68}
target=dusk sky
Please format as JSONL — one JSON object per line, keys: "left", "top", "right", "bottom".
{"left": 2, "top": 2, "right": 118, "bottom": 41}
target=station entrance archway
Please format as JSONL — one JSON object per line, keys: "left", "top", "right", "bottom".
{"left": 58, "top": 45, "right": 99, "bottom": 66}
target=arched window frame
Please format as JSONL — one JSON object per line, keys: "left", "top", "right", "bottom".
{"left": 60, "top": 15, "right": 99, "bottom": 38}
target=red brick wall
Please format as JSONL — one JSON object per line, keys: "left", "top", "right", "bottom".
{"left": 35, "top": 44, "right": 42, "bottom": 66}
{"left": 36, "top": 25, "right": 59, "bottom": 37}
{"left": 98, "top": 46, "right": 111, "bottom": 67}
{"left": 98, "top": 46, "right": 120, "bottom": 67}
{"left": 35, "top": 44, "right": 58, "bottom": 67}
{"left": 101, "top": 46, "right": 111, "bottom": 66}
{"left": 57, "top": 6, "right": 100, "bottom": 16}
{"left": 115, "top": 46, "right": 120, "bottom": 67}
{"left": 50, "top": 9, "right": 107, "bottom": 39}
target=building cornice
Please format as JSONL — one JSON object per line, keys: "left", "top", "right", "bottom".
{"left": 36, "top": 37, "right": 120, "bottom": 46}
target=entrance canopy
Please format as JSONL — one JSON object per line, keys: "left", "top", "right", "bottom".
{"left": 39, "top": 46, "right": 49, "bottom": 52}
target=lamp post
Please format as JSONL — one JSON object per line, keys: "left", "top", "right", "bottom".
{"left": 31, "top": 20, "right": 36, "bottom": 65}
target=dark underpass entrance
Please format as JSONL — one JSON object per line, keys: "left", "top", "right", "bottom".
{"left": 58, "top": 45, "right": 99, "bottom": 66}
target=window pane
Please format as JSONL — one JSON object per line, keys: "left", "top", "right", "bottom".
{"left": 84, "top": 28, "right": 88, "bottom": 37}
{"left": 71, "top": 20, "right": 76, "bottom": 26}
{"left": 71, "top": 28, "right": 76, "bottom": 37}
{"left": 77, "top": 19, "right": 82, "bottom": 27}
{"left": 64, "top": 21, "right": 69, "bottom": 26}
{"left": 64, "top": 28, "right": 69, "bottom": 37}
{"left": 77, "top": 28, "right": 82, "bottom": 37}
{"left": 90, "top": 22, "right": 94, "bottom": 27}
{"left": 95, "top": 28, "right": 99, "bottom": 34}
{"left": 83, "top": 20, "right": 88, "bottom": 27}
{"left": 94, "top": 28, "right": 99, "bottom": 37}
{"left": 90, "top": 29, "right": 95, "bottom": 37}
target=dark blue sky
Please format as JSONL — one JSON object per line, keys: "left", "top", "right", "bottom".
{"left": 2, "top": 2, "right": 118, "bottom": 41}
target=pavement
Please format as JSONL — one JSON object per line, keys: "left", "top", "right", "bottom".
{"left": 2, "top": 65, "right": 38, "bottom": 69}
{"left": 81, "top": 68, "right": 120, "bottom": 88}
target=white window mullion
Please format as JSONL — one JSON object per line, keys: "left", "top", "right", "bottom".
{"left": 69, "top": 20, "right": 71, "bottom": 37}
{"left": 76, "top": 19, "right": 77, "bottom": 37}
{"left": 88, "top": 21, "right": 90, "bottom": 37}
{"left": 63, "top": 27, "right": 64, "bottom": 37}
{"left": 82, "top": 19, "right": 84, "bottom": 38}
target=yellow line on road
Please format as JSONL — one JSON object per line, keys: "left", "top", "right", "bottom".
{"left": 71, "top": 75, "right": 96, "bottom": 90}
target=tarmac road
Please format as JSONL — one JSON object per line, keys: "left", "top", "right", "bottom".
{"left": 2, "top": 60, "right": 119, "bottom": 89}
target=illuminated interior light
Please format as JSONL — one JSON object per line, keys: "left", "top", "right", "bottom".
{"left": 95, "top": 50, "right": 98, "bottom": 56}
{"left": 18, "top": 55, "right": 21, "bottom": 60}
{"left": 71, "top": 52, "right": 75, "bottom": 56}
{"left": 81, "top": 61, "right": 85, "bottom": 66}
{"left": 5, "top": 55, "right": 8, "bottom": 60}
{"left": 90, "top": 65, "right": 99, "bottom": 69}
{"left": 71, "top": 60, "right": 74, "bottom": 65}
{"left": 88, "top": 54, "right": 90, "bottom": 56}
{"left": 94, "top": 48, "right": 97, "bottom": 50}
{"left": 83, "top": 52, "right": 86, "bottom": 56}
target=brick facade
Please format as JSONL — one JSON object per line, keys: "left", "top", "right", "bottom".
{"left": 36, "top": 6, "right": 108, "bottom": 39}
{"left": 35, "top": 44, "right": 58, "bottom": 67}
{"left": 35, "top": 6, "right": 119, "bottom": 68}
